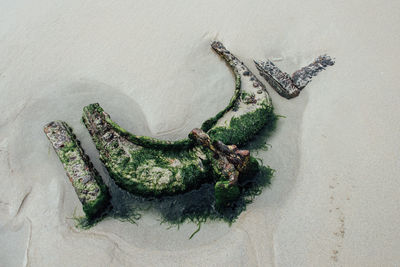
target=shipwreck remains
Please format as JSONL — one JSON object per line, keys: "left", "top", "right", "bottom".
{"left": 44, "top": 41, "right": 279, "bottom": 222}
{"left": 42, "top": 40, "right": 333, "bottom": 226}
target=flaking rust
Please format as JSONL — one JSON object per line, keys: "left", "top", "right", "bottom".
{"left": 44, "top": 121, "right": 110, "bottom": 219}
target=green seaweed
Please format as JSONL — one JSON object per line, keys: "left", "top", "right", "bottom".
{"left": 103, "top": 147, "right": 213, "bottom": 197}
{"left": 157, "top": 162, "right": 274, "bottom": 228}
{"left": 208, "top": 100, "right": 278, "bottom": 146}
{"left": 215, "top": 181, "right": 240, "bottom": 209}
{"left": 82, "top": 182, "right": 110, "bottom": 219}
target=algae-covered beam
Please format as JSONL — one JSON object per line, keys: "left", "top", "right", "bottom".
{"left": 254, "top": 55, "right": 335, "bottom": 99}
{"left": 206, "top": 41, "right": 277, "bottom": 146}
{"left": 210, "top": 41, "right": 272, "bottom": 107}
{"left": 82, "top": 103, "right": 211, "bottom": 197}
{"left": 44, "top": 121, "right": 110, "bottom": 219}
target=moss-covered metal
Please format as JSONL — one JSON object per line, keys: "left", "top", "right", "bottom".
{"left": 44, "top": 121, "right": 110, "bottom": 219}
{"left": 207, "top": 100, "right": 276, "bottom": 146}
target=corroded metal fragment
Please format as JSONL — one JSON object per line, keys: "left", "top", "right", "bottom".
{"left": 44, "top": 121, "right": 110, "bottom": 219}
{"left": 255, "top": 55, "right": 335, "bottom": 99}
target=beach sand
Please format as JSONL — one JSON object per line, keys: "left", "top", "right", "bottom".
{"left": 1, "top": 0, "right": 400, "bottom": 266}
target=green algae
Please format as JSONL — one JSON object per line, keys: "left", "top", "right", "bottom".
{"left": 82, "top": 184, "right": 110, "bottom": 219}
{"left": 215, "top": 181, "right": 240, "bottom": 209}
{"left": 104, "top": 147, "right": 213, "bottom": 196}
{"left": 207, "top": 101, "right": 277, "bottom": 146}
{"left": 157, "top": 157, "right": 273, "bottom": 224}
{"left": 61, "top": 125, "right": 111, "bottom": 220}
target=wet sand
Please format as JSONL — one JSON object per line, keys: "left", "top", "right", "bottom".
{"left": 1, "top": 0, "right": 400, "bottom": 266}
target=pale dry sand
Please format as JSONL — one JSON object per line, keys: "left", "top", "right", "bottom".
{"left": 1, "top": 0, "right": 400, "bottom": 266}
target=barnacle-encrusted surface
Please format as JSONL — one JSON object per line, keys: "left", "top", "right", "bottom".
{"left": 43, "top": 121, "right": 110, "bottom": 219}
{"left": 255, "top": 55, "right": 335, "bottom": 99}
{"left": 203, "top": 41, "right": 277, "bottom": 146}
{"left": 254, "top": 60, "right": 300, "bottom": 98}
{"left": 82, "top": 103, "right": 212, "bottom": 196}
{"left": 291, "top": 55, "right": 335, "bottom": 89}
